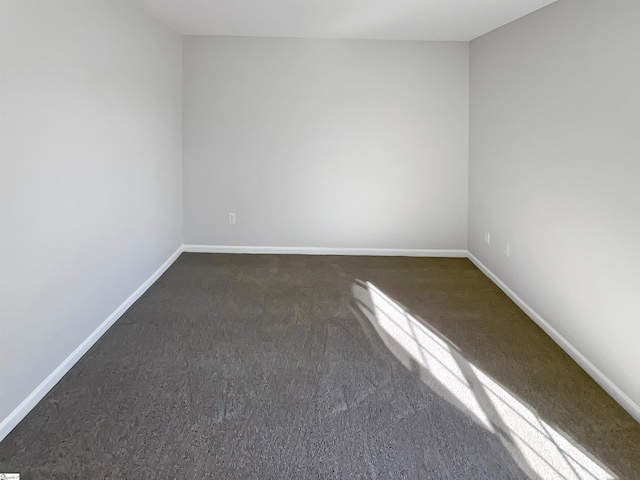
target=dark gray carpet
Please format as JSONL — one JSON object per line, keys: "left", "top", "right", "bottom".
{"left": 1, "top": 254, "right": 638, "bottom": 479}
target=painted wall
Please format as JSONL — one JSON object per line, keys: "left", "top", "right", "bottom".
{"left": 469, "top": 1, "right": 640, "bottom": 408}
{"left": 183, "top": 37, "right": 469, "bottom": 250}
{"left": 0, "top": 0, "right": 183, "bottom": 422}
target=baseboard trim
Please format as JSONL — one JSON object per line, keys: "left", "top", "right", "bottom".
{"left": 0, "top": 245, "right": 184, "bottom": 443}
{"left": 3, "top": 246, "right": 636, "bottom": 443}
{"left": 467, "top": 252, "right": 640, "bottom": 423}
{"left": 183, "top": 244, "right": 468, "bottom": 257}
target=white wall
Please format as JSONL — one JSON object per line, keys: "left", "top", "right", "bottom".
{"left": 183, "top": 37, "right": 469, "bottom": 250}
{"left": 0, "top": 0, "right": 183, "bottom": 423}
{"left": 469, "top": 1, "right": 640, "bottom": 410}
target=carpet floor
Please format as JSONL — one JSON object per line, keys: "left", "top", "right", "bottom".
{"left": 1, "top": 253, "right": 638, "bottom": 479}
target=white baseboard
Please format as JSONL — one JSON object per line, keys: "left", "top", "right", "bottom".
{"left": 183, "top": 244, "right": 468, "bottom": 257}
{"left": 467, "top": 252, "right": 640, "bottom": 423}
{"left": 0, "top": 245, "right": 184, "bottom": 443}
{"left": 3, "top": 245, "right": 636, "bottom": 444}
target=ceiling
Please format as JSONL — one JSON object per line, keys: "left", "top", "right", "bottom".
{"left": 133, "top": 0, "right": 557, "bottom": 41}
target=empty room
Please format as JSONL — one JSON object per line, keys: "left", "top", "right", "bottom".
{"left": 1, "top": 0, "right": 639, "bottom": 478}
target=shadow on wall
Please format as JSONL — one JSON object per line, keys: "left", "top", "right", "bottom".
{"left": 352, "top": 280, "right": 616, "bottom": 480}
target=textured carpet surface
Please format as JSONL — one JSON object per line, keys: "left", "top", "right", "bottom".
{"left": 1, "top": 253, "right": 638, "bottom": 479}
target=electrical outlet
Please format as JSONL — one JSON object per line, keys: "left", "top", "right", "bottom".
{"left": 228, "top": 212, "right": 236, "bottom": 225}
{"left": 503, "top": 243, "right": 510, "bottom": 258}
{"left": 484, "top": 232, "right": 491, "bottom": 245}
